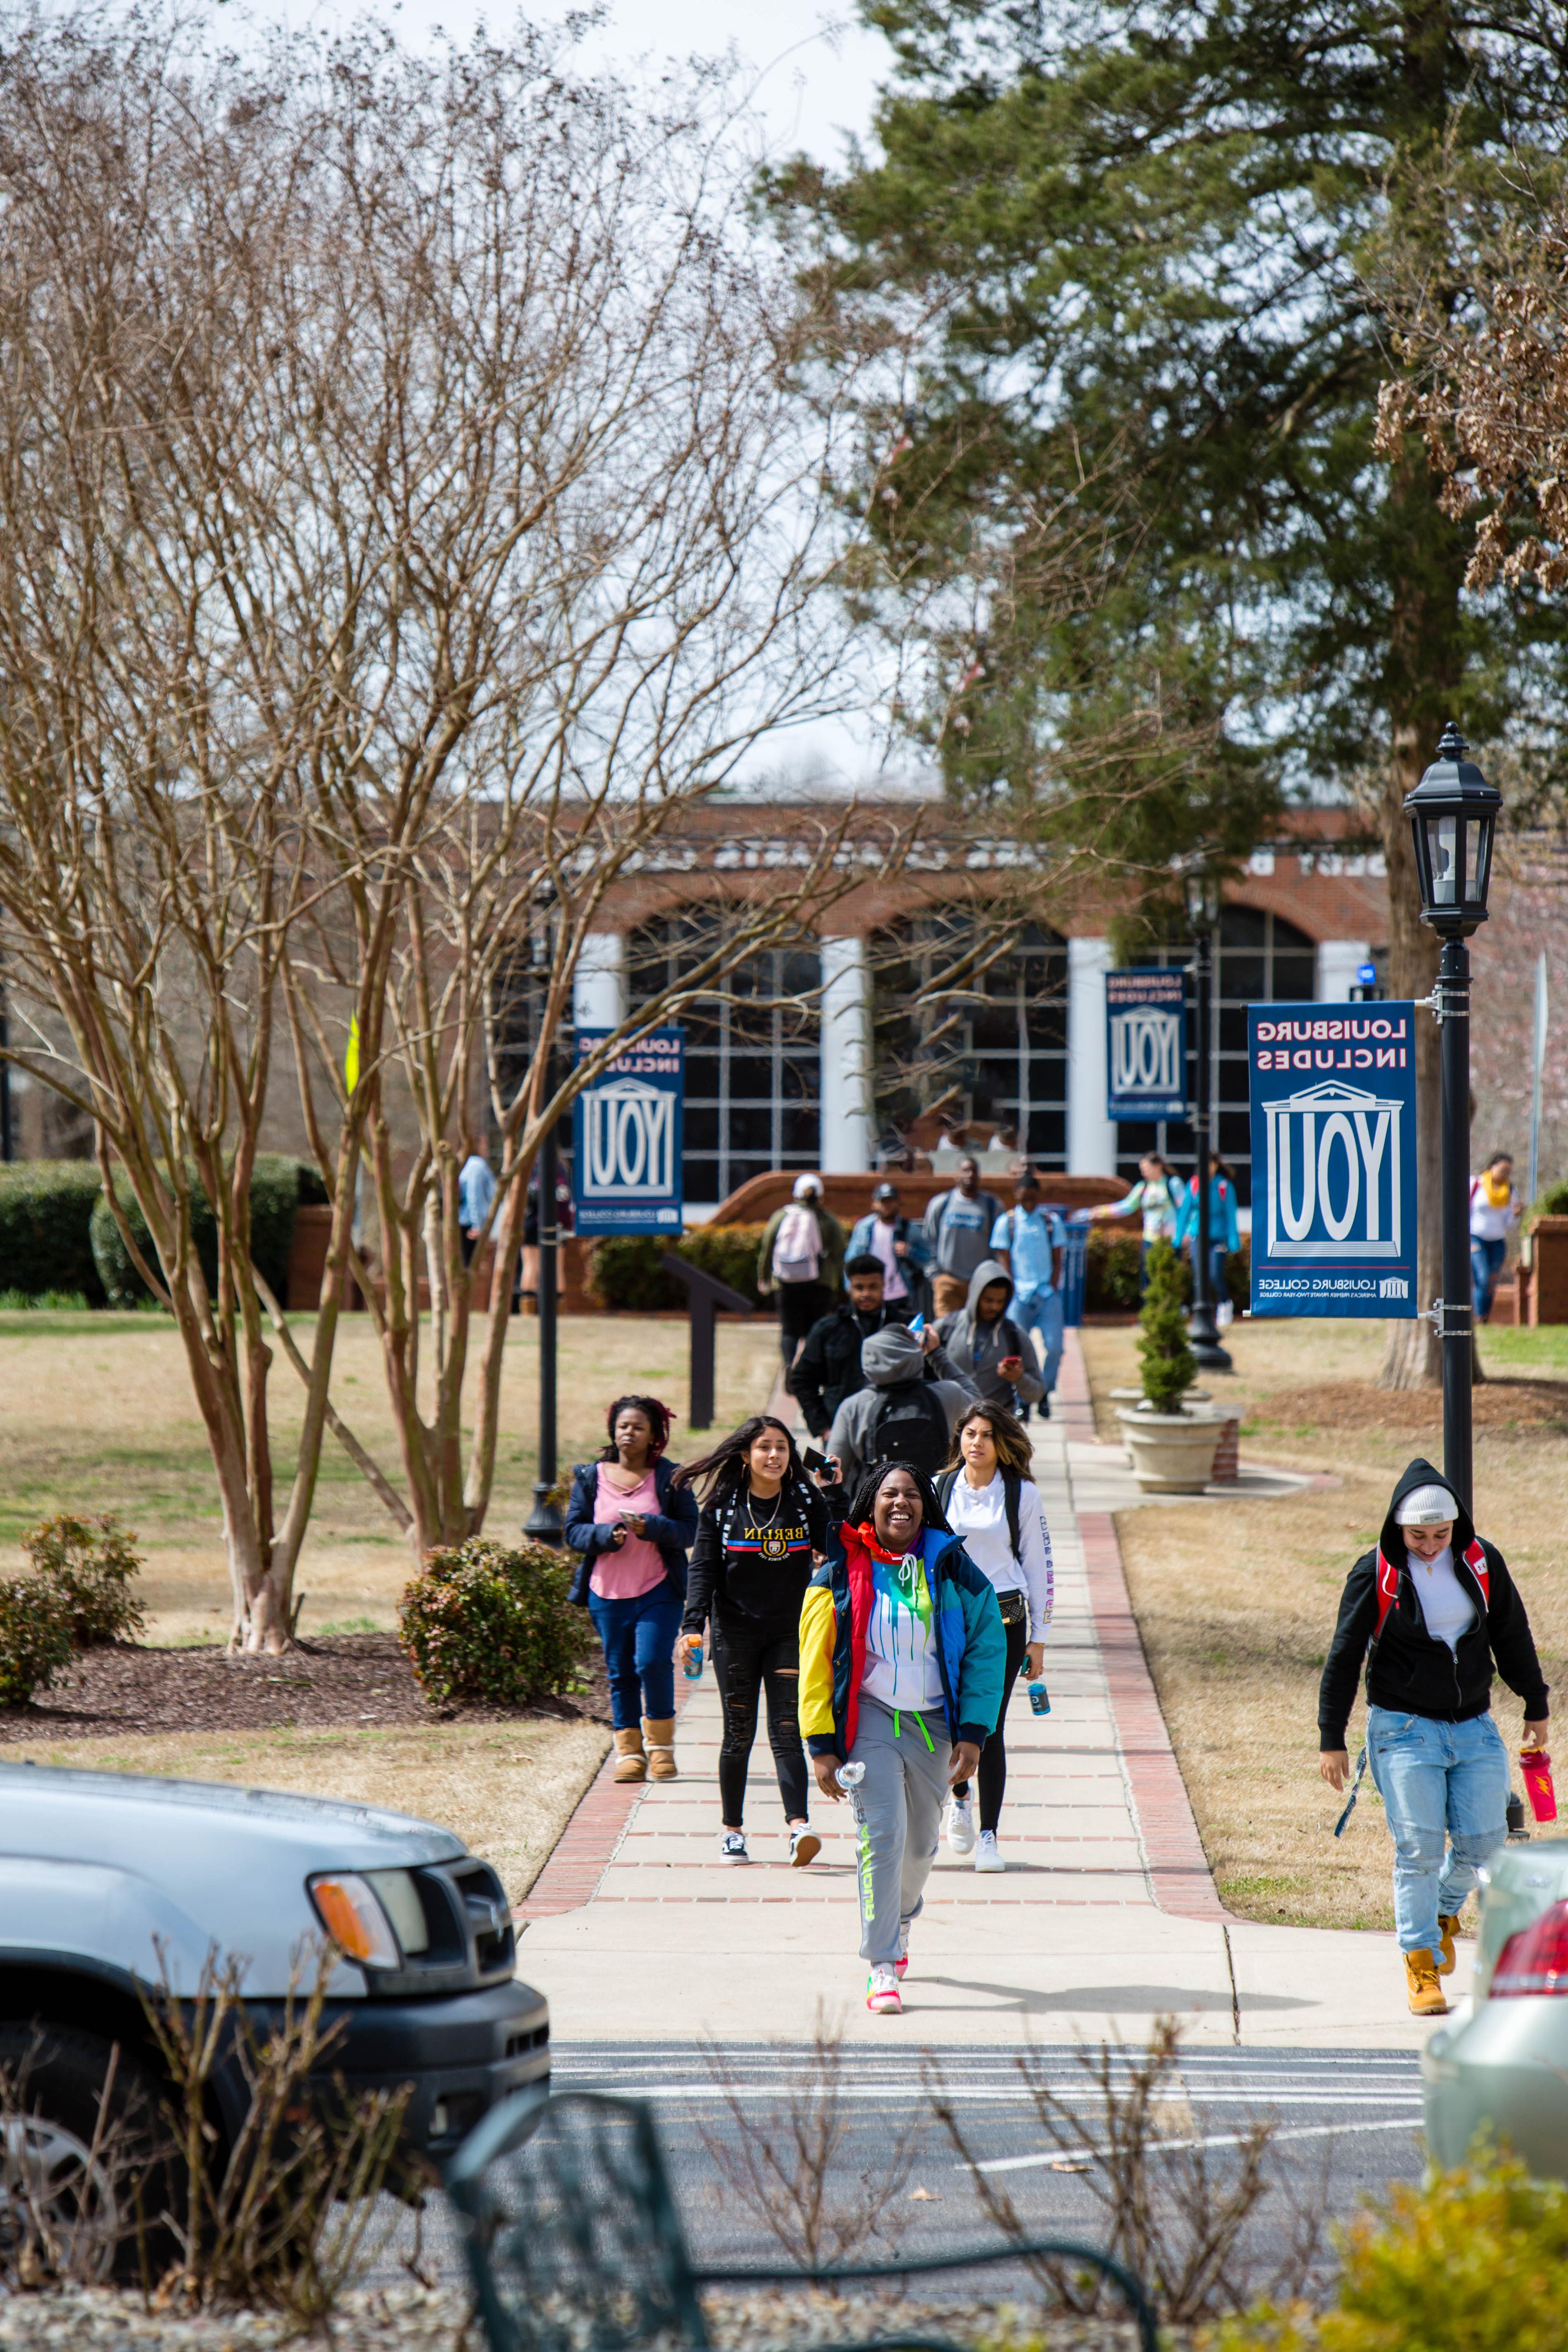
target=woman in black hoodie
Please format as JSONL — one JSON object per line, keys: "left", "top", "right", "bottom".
{"left": 1319, "top": 1456, "right": 1549, "bottom": 2016}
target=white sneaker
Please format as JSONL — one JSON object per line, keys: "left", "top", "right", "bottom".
{"left": 974, "top": 1830, "right": 1005, "bottom": 1874}
{"left": 896, "top": 1920, "right": 911, "bottom": 1979}
{"left": 789, "top": 1827, "right": 821, "bottom": 1868}
{"left": 719, "top": 1830, "right": 749, "bottom": 1863}
{"left": 944, "top": 1792, "right": 976, "bottom": 1854}
{"left": 866, "top": 1963, "right": 902, "bottom": 2014}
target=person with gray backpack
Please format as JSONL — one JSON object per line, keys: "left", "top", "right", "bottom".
{"left": 823, "top": 1323, "right": 976, "bottom": 1490}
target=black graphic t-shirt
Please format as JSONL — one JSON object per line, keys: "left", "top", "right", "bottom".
{"left": 683, "top": 1477, "right": 830, "bottom": 1630}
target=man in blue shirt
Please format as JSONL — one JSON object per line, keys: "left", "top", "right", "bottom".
{"left": 990, "top": 1169, "right": 1066, "bottom": 1417}
{"left": 458, "top": 1149, "right": 497, "bottom": 1267}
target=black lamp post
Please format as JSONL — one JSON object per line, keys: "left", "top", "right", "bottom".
{"left": 1184, "top": 871, "right": 1232, "bottom": 1372}
{"left": 1403, "top": 721, "right": 1501, "bottom": 1516}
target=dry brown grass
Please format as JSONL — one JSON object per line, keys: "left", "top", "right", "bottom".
{"left": 1, "top": 1716, "right": 609, "bottom": 1902}
{"left": 1081, "top": 1317, "right": 1568, "bottom": 1935}
{"left": 0, "top": 1311, "right": 777, "bottom": 1641}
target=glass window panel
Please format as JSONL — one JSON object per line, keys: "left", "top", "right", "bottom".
{"left": 727, "top": 1057, "right": 773, "bottom": 1102}
{"left": 727, "top": 1107, "right": 774, "bottom": 1151}
{"left": 1221, "top": 954, "right": 1266, "bottom": 1001}
{"left": 780, "top": 1107, "right": 820, "bottom": 1153}
{"left": 1025, "top": 1001, "right": 1068, "bottom": 1049}
{"left": 779, "top": 1058, "right": 818, "bottom": 1102}
{"left": 684, "top": 1055, "right": 722, "bottom": 1099}
{"left": 684, "top": 1108, "right": 719, "bottom": 1153}
{"left": 966, "top": 999, "right": 1020, "bottom": 1050}
{"left": 1220, "top": 907, "right": 1267, "bottom": 947}
{"left": 1028, "top": 1110, "right": 1067, "bottom": 1159}
{"left": 1218, "top": 1005, "right": 1249, "bottom": 1053}
{"left": 1273, "top": 957, "right": 1316, "bottom": 999}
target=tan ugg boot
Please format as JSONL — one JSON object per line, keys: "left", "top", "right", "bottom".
{"left": 1404, "top": 1949, "right": 1448, "bottom": 2016}
{"left": 1437, "top": 1913, "right": 1461, "bottom": 1976}
{"left": 643, "top": 1719, "right": 678, "bottom": 1781}
{"left": 612, "top": 1726, "right": 646, "bottom": 1783}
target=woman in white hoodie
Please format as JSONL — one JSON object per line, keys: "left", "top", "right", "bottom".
{"left": 933, "top": 1400, "right": 1053, "bottom": 1872}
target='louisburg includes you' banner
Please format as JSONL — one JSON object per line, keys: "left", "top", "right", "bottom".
{"left": 571, "top": 1028, "right": 684, "bottom": 1236}
{"left": 1105, "top": 967, "right": 1188, "bottom": 1121}
{"left": 1248, "top": 1004, "right": 1418, "bottom": 1319}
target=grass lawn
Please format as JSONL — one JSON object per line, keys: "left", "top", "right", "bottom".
{"left": 1, "top": 1716, "right": 609, "bottom": 1903}
{"left": 1081, "top": 1317, "right": 1568, "bottom": 1938}
{"left": 0, "top": 1309, "right": 778, "bottom": 1641}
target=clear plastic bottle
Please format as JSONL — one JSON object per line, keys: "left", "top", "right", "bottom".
{"left": 835, "top": 1760, "right": 866, "bottom": 1790}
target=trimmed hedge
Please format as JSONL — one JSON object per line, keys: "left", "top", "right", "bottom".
{"left": 1527, "top": 1177, "right": 1568, "bottom": 1228}
{"left": 0, "top": 1162, "right": 105, "bottom": 1302}
{"left": 585, "top": 1223, "right": 767, "bottom": 1313}
{"left": 398, "top": 1537, "right": 589, "bottom": 1709}
{"left": 89, "top": 1154, "right": 312, "bottom": 1309}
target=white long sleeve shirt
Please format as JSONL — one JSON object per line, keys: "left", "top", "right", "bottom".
{"left": 1409, "top": 1542, "right": 1477, "bottom": 1654}
{"left": 945, "top": 1470, "right": 1054, "bottom": 1641}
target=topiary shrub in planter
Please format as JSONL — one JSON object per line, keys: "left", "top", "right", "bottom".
{"left": 1137, "top": 1238, "right": 1198, "bottom": 1412}
{"left": 90, "top": 1154, "right": 310, "bottom": 1309}
{"left": 0, "top": 1161, "right": 105, "bottom": 1302}
{"left": 0, "top": 1575, "right": 74, "bottom": 1707}
{"left": 23, "top": 1512, "right": 145, "bottom": 1645}
{"left": 398, "top": 1537, "right": 589, "bottom": 1709}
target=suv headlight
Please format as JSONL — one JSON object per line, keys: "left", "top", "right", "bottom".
{"left": 307, "top": 1872, "right": 401, "bottom": 1967}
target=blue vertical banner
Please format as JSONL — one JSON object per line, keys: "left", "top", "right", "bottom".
{"left": 1247, "top": 1005, "right": 1418, "bottom": 1318}
{"left": 571, "top": 1028, "right": 684, "bottom": 1235}
{"left": 1105, "top": 968, "right": 1188, "bottom": 1120}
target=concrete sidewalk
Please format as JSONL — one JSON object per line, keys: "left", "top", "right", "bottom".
{"left": 517, "top": 1333, "right": 1440, "bottom": 2049}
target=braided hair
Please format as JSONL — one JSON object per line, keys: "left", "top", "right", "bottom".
{"left": 600, "top": 1395, "right": 675, "bottom": 1461}
{"left": 844, "top": 1459, "right": 952, "bottom": 1540}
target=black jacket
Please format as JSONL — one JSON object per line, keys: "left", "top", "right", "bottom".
{"left": 564, "top": 1456, "right": 698, "bottom": 1607}
{"left": 1317, "top": 1455, "right": 1549, "bottom": 1750}
{"left": 681, "top": 1471, "right": 830, "bottom": 1633}
{"left": 790, "top": 1299, "right": 915, "bottom": 1437}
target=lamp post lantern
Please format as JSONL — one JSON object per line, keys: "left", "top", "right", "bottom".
{"left": 1184, "top": 870, "right": 1232, "bottom": 1372}
{"left": 1403, "top": 720, "right": 1501, "bottom": 1517}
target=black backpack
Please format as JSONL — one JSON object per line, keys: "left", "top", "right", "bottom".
{"left": 868, "top": 1382, "right": 951, "bottom": 1483}
{"left": 936, "top": 1465, "right": 1023, "bottom": 1561}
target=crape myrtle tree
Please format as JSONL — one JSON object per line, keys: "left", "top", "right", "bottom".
{"left": 0, "top": 15, "right": 913, "bottom": 1642}
{"left": 775, "top": 0, "right": 1568, "bottom": 1384}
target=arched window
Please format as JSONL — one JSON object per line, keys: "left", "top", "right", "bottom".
{"left": 626, "top": 912, "right": 820, "bottom": 1207}
{"left": 1114, "top": 908, "right": 1317, "bottom": 1208}
{"left": 872, "top": 917, "right": 1069, "bottom": 1164}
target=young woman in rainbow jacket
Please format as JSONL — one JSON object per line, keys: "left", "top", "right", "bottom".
{"left": 798, "top": 1459, "right": 1006, "bottom": 2015}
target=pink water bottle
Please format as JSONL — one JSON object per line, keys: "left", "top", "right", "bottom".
{"left": 1521, "top": 1748, "right": 1557, "bottom": 1825}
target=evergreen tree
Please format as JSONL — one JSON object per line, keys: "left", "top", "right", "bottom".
{"left": 1138, "top": 1238, "right": 1198, "bottom": 1411}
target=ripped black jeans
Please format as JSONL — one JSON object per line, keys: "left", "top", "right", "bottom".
{"left": 710, "top": 1606, "right": 809, "bottom": 1825}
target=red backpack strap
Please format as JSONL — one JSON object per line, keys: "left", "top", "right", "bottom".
{"left": 1464, "top": 1537, "right": 1490, "bottom": 1609}
{"left": 1374, "top": 1549, "right": 1400, "bottom": 1639}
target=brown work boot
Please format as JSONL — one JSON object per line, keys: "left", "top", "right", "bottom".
{"left": 612, "top": 1726, "right": 646, "bottom": 1783}
{"left": 1404, "top": 1948, "right": 1448, "bottom": 2016}
{"left": 1437, "top": 1913, "right": 1462, "bottom": 1976}
{"left": 643, "top": 1719, "right": 678, "bottom": 1781}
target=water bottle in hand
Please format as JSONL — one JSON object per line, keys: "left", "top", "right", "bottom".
{"left": 1028, "top": 1680, "right": 1050, "bottom": 1716}
{"left": 835, "top": 1760, "right": 866, "bottom": 1790}
{"left": 683, "top": 1642, "right": 703, "bottom": 1682}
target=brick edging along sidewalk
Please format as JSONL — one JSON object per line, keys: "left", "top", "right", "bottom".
{"left": 513, "top": 1674, "right": 697, "bottom": 1923}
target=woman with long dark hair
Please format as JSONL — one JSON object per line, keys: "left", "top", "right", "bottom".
{"left": 675, "top": 1415, "right": 830, "bottom": 1865}
{"left": 935, "top": 1400, "right": 1053, "bottom": 1872}
{"left": 566, "top": 1395, "right": 697, "bottom": 1784}
{"left": 798, "top": 1458, "right": 1006, "bottom": 2013}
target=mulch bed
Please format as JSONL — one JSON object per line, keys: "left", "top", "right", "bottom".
{"left": 1256, "top": 1376, "right": 1568, "bottom": 1435}
{"left": 0, "top": 1630, "right": 612, "bottom": 1745}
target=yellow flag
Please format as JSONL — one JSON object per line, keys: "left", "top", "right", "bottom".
{"left": 345, "top": 1016, "right": 360, "bottom": 1095}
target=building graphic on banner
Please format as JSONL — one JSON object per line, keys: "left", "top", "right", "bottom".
{"left": 571, "top": 1028, "right": 684, "bottom": 1235}
{"left": 1248, "top": 1007, "right": 1417, "bottom": 1318}
{"left": 1105, "top": 968, "right": 1188, "bottom": 1121}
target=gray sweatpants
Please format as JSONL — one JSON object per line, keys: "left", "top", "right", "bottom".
{"left": 846, "top": 1695, "right": 951, "bottom": 1966}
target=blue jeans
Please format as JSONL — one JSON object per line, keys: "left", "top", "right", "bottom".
{"left": 587, "top": 1587, "right": 680, "bottom": 1728}
{"left": 1366, "top": 1705, "right": 1510, "bottom": 1955}
{"left": 1012, "top": 1285, "right": 1064, "bottom": 1395}
{"left": 1471, "top": 1234, "right": 1507, "bottom": 1322}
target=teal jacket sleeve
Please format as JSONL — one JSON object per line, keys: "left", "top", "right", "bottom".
{"left": 952, "top": 1558, "right": 1007, "bottom": 1744}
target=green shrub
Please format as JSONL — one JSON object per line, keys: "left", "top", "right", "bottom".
{"left": 1527, "top": 1176, "right": 1568, "bottom": 1229}
{"left": 397, "top": 1537, "right": 589, "bottom": 1709}
{"left": 1137, "top": 1237, "right": 1197, "bottom": 1411}
{"left": 585, "top": 1223, "right": 767, "bottom": 1312}
{"left": 673, "top": 1223, "right": 765, "bottom": 1306}
{"left": 23, "top": 1512, "right": 145, "bottom": 1645}
{"left": 0, "top": 1161, "right": 105, "bottom": 1302}
{"left": 0, "top": 1575, "right": 74, "bottom": 1707}
{"left": 89, "top": 1154, "right": 310, "bottom": 1309}
{"left": 1085, "top": 1223, "right": 1141, "bottom": 1311}
{"left": 0, "top": 1287, "right": 91, "bottom": 1311}
{"left": 1216, "top": 2153, "right": 1568, "bottom": 2351}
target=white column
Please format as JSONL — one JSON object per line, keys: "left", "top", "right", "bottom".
{"left": 818, "top": 934, "right": 873, "bottom": 1173}
{"left": 572, "top": 931, "right": 626, "bottom": 1031}
{"left": 1067, "top": 935, "right": 1118, "bottom": 1175}
{"left": 1315, "top": 938, "right": 1371, "bottom": 1002}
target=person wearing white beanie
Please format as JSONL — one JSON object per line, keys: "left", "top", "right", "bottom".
{"left": 1318, "top": 1456, "right": 1549, "bottom": 2017}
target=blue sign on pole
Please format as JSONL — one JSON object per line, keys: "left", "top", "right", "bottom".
{"left": 1105, "top": 967, "right": 1187, "bottom": 1120}
{"left": 1247, "top": 1004, "right": 1418, "bottom": 1318}
{"left": 571, "top": 1028, "right": 684, "bottom": 1236}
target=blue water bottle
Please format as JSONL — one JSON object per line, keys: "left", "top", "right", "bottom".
{"left": 1028, "top": 1680, "right": 1050, "bottom": 1716}
{"left": 683, "top": 1641, "right": 704, "bottom": 1682}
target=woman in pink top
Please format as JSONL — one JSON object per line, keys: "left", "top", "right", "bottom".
{"left": 566, "top": 1395, "right": 698, "bottom": 1784}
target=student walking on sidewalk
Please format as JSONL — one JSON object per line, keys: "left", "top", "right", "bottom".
{"left": 566, "top": 1397, "right": 698, "bottom": 1786}
{"left": 674, "top": 1416, "right": 831, "bottom": 1867}
{"left": 1319, "top": 1457, "right": 1550, "bottom": 2016}
{"left": 799, "top": 1461, "right": 1005, "bottom": 2015}
{"left": 935, "top": 1402, "right": 1053, "bottom": 1872}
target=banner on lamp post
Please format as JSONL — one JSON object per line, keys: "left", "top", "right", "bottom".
{"left": 1247, "top": 1004, "right": 1418, "bottom": 1318}
{"left": 571, "top": 1028, "right": 684, "bottom": 1236}
{"left": 1105, "top": 968, "right": 1188, "bottom": 1120}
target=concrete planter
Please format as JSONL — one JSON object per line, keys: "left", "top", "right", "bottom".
{"left": 1116, "top": 1404, "right": 1224, "bottom": 1494}
{"left": 1109, "top": 1385, "right": 1211, "bottom": 1407}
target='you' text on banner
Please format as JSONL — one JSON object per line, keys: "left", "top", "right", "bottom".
{"left": 1247, "top": 1005, "right": 1417, "bottom": 1319}
{"left": 571, "top": 1028, "right": 685, "bottom": 1236}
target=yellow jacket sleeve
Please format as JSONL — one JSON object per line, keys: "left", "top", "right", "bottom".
{"left": 797, "top": 1581, "right": 839, "bottom": 1743}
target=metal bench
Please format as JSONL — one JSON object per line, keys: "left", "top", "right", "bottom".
{"left": 446, "top": 2087, "right": 1158, "bottom": 2352}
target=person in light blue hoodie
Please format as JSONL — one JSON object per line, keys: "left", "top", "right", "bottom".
{"left": 1173, "top": 1152, "right": 1240, "bottom": 1309}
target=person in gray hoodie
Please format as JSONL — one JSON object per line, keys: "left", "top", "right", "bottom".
{"left": 936, "top": 1259, "right": 1045, "bottom": 1417}
{"left": 824, "top": 1323, "right": 978, "bottom": 1489}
